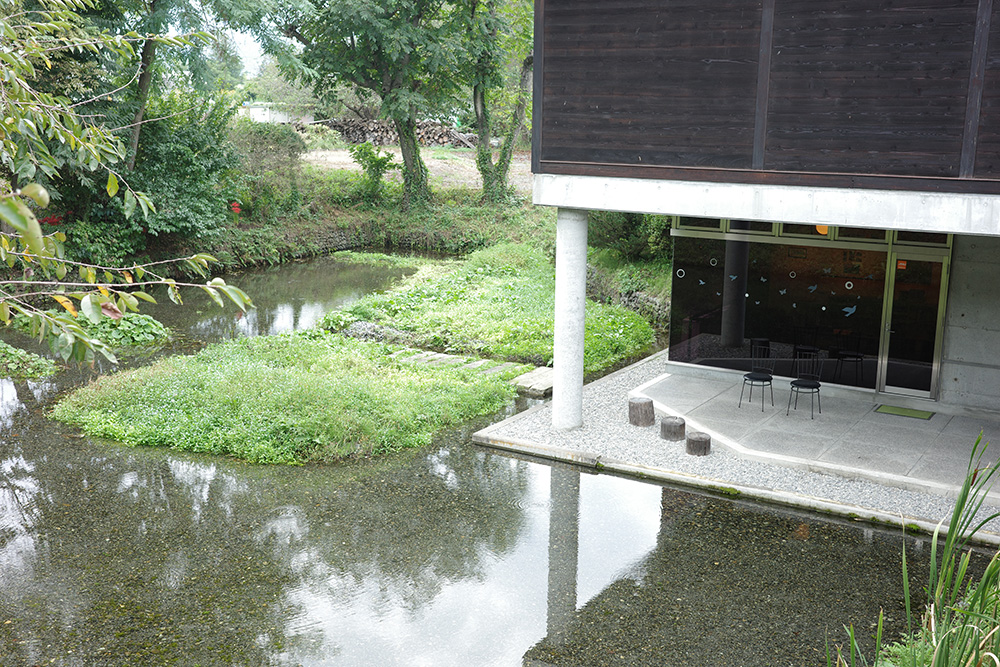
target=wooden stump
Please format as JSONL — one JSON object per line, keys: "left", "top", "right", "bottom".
{"left": 686, "top": 431, "right": 711, "bottom": 456}
{"left": 660, "top": 416, "right": 686, "bottom": 441}
{"left": 628, "top": 397, "right": 655, "bottom": 427}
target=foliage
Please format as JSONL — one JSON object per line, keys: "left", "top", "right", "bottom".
{"left": 230, "top": 118, "right": 307, "bottom": 181}
{"left": 828, "top": 435, "right": 1000, "bottom": 667}
{"left": 348, "top": 142, "right": 399, "bottom": 203}
{"left": 588, "top": 247, "right": 673, "bottom": 301}
{"left": 0, "top": 0, "right": 251, "bottom": 363}
{"left": 298, "top": 124, "right": 349, "bottom": 150}
{"left": 0, "top": 339, "right": 59, "bottom": 379}
{"left": 588, "top": 211, "right": 674, "bottom": 261}
{"left": 278, "top": 0, "right": 471, "bottom": 206}
{"left": 324, "top": 243, "right": 655, "bottom": 374}
{"left": 52, "top": 330, "right": 520, "bottom": 464}
{"left": 13, "top": 310, "right": 169, "bottom": 348}
{"left": 228, "top": 117, "right": 306, "bottom": 222}
{"left": 242, "top": 57, "right": 321, "bottom": 114}
{"left": 59, "top": 91, "right": 242, "bottom": 265}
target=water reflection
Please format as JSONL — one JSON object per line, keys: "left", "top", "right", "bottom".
{"left": 1, "top": 408, "right": 973, "bottom": 667}
{"left": 0, "top": 254, "right": 980, "bottom": 665}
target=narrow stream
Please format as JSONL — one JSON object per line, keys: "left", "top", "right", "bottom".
{"left": 0, "top": 255, "right": 984, "bottom": 665}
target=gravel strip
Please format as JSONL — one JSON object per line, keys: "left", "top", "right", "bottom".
{"left": 474, "top": 352, "right": 1000, "bottom": 546}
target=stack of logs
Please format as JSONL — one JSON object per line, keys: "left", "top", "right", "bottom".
{"left": 319, "top": 119, "right": 478, "bottom": 148}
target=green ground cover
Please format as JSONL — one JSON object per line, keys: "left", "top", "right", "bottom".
{"left": 0, "top": 340, "right": 59, "bottom": 379}
{"left": 323, "top": 243, "right": 656, "bottom": 375}
{"left": 52, "top": 331, "right": 523, "bottom": 464}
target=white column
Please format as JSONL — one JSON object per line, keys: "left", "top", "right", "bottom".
{"left": 552, "top": 207, "right": 588, "bottom": 430}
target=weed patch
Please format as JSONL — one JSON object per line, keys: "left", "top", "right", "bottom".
{"left": 324, "top": 243, "right": 655, "bottom": 374}
{"left": 52, "top": 331, "right": 519, "bottom": 464}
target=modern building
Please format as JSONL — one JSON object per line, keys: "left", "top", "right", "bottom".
{"left": 534, "top": 0, "right": 1000, "bottom": 427}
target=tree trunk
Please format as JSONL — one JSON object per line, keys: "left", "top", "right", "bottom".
{"left": 126, "top": 36, "right": 158, "bottom": 171}
{"left": 392, "top": 113, "right": 429, "bottom": 207}
{"left": 474, "top": 52, "right": 533, "bottom": 204}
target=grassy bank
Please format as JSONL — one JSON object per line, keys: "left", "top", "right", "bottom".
{"left": 206, "top": 165, "right": 558, "bottom": 269}
{"left": 324, "top": 243, "right": 657, "bottom": 375}
{"left": 52, "top": 331, "right": 525, "bottom": 464}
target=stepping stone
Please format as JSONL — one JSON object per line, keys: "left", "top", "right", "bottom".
{"left": 429, "top": 355, "right": 467, "bottom": 366}
{"left": 399, "top": 351, "right": 437, "bottom": 364}
{"left": 458, "top": 359, "right": 493, "bottom": 371}
{"left": 686, "top": 431, "right": 711, "bottom": 456}
{"left": 512, "top": 367, "right": 554, "bottom": 398}
{"left": 661, "top": 416, "right": 686, "bottom": 441}
{"left": 481, "top": 362, "right": 519, "bottom": 376}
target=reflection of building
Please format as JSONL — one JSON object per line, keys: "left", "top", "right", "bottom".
{"left": 537, "top": 1, "right": 1000, "bottom": 424}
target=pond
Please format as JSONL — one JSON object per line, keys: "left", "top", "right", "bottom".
{"left": 0, "top": 254, "right": 982, "bottom": 665}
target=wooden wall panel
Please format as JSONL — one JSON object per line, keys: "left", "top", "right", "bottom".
{"left": 537, "top": 0, "right": 1000, "bottom": 193}
{"left": 540, "top": 0, "right": 762, "bottom": 169}
{"left": 764, "top": 0, "right": 975, "bottom": 177}
{"left": 974, "top": 2, "right": 1000, "bottom": 177}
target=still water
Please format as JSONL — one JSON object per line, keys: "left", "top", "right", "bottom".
{"left": 0, "top": 255, "right": 975, "bottom": 665}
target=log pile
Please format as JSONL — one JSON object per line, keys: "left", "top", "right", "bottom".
{"left": 320, "top": 119, "right": 478, "bottom": 147}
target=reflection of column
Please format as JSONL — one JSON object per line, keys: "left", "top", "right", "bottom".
{"left": 553, "top": 208, "right": 588, "bottom": 429}
{"left": 547, "top": 465, "right": 580, "bottom": 642}
{"left": 721, "top": 221, "right": 751, "bottom": 347}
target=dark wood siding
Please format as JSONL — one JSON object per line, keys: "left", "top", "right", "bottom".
{"left": 975, "top": 1, "right": 1000, "bottom": 176}
{"left": 765, "top": 1, "right": 974, "bottom": 177}
{"left": 540, "top": 0, "right": 762, "bottom": 168}
{"left": 537, "top": 0, "right": 1000, "bottom": 194}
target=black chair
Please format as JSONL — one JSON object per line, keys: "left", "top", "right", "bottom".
{"left": 792, "top": 326, "right": 820, "bottom": 376}
{"left": 787, "top": 349, "right": 822, "bottom": 419}
{"left": 834, "top": 333, "right": 864, "bottom": 386}
{"left": 739, "top": 339, "right": 775, "bottom": 411}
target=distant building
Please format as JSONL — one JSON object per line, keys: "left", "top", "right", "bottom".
{"left": 237, "top": 103, "right": 314, "bottom": 125}
{"left": 536, "top": 0, "right": 1000, "bottom": 427}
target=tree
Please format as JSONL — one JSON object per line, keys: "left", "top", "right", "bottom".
{"left": 1, "top": 0, "right": 251, "bottom": 363}
{"left": 279, "top": 0, "right": 468, "bottom": 207}
{"left": 465, "top": 0, "right": 533, "bottom": 204}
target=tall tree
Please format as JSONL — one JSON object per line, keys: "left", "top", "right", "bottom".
{"left": 466, "top": 0, "right": 532, "bottom": 204}
{"left": 279, "top": 0, "right": 468, "bottom": 207}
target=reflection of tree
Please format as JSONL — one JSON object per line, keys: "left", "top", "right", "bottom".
{"left": 525, "top": 492, "right": 989, "bottom": 667}
{"left": 142, "top": 257, "right": 413, "bottom": 341}
{"left": 0, "top": 405, "right": 530, "bottom": 665}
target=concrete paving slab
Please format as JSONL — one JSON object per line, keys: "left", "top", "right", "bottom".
{"left": 738, "top": 428, "right": 839, "bottom": 460}
{"left": 941, "top": 415, "right": 1000, "bottom": 442}
{"left": 816, "top": 442, "right": 918, "bottom": 477}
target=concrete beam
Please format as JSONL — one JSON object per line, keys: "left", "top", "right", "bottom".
{"left": 534, "top": 174, "right": 1000, "bottom": 236}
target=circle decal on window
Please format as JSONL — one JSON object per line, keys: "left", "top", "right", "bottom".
{"left": 789, "top": 271, "right": 797, "bottom": 279}
{"left": 710, "top": 258, "right": 718, "bottom": 267}
{"left": 676, "top": 269, "right": 686, "bottom": 278}
{"left": 845, "top": 281, "right": 854, "bottom": 290}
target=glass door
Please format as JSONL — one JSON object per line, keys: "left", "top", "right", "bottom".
{"left": 877, "top": 253, "right": 948, "bottom": 397}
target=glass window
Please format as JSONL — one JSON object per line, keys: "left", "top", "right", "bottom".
{"left": 835, "top": 226, "right": 888, "bottom": 242}
{"left": 669, "top": 238, "right": 885, "bottom": 388}
{"left": 895, "top": 231, "right": 950, "bottom": 246}
{"left": 782, "top": 223, "right": 830, "bottom": 237}
{"left": 729, "top": 220, "right": 774, "bottom": 234}
{"left": 677, "top": 216, "right": 721, "bottom": 230}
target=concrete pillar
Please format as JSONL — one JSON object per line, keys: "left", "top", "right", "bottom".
{"left": 547, "top": 465, "right": 580, "bottom": 643}
{"left": 553, "top": 208, "right": 588, "bottom": 430}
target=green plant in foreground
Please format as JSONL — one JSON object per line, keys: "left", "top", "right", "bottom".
{"left": 13, "top": 311, "right": 169, "bottom": 350}
{"left": 52, "top": 331, "right": 520, "bottom": 464}
{"left": 829, "top": 434, "right": 1000, "bottom": 666}
{"left": 0, "top": 340, "right": 58, "bottom": 379}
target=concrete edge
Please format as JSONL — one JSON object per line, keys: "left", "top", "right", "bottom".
{"left": 471, "top": 429, "right": 1000, "bottom": 547}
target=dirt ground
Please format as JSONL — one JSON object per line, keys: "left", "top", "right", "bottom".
{"left": 303, "top": 147, "right": 534, "bottom": 196}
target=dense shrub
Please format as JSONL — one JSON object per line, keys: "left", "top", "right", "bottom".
{"left": 588, "top": 210, "right": 673, "bottom": 261}
{"left": 57, "top": 92, "right": 241, "bottom": 264}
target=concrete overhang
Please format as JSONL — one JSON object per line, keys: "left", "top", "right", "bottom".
{"left": 534, "top": 173, "right": 1000, "bottom": 237}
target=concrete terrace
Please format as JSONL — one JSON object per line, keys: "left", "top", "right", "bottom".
{"left": 473, "top": 350, "right": 1000, "bottom": 545}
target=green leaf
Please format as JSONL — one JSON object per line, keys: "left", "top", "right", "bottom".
{"left": 123, "top": 191, "right": 136, "bottom": 219}
{"left": 80, "top": 294, "right": 102, "bottom": 324}
{"left": 106, "top": 172, "right": 119, "bottom": 197}
{"left": 19, "top": 183, "right": 49, "bottom": 208}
